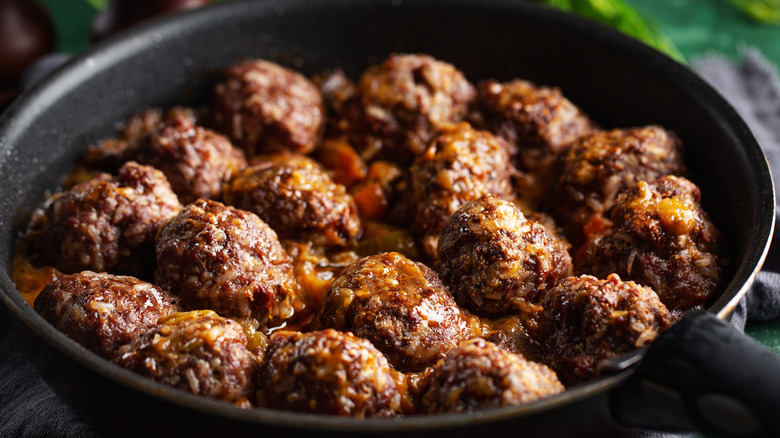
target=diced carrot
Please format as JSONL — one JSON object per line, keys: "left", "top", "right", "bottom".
{"left": 318, "top": 137, "right": 367, "bottom": 187}
{"left": 353, "top": 182, "right": 388, "bottom": 219}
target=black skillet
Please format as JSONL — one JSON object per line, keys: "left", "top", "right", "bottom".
{"left": 0, "top": 0, "right": 779, "bottom": 437}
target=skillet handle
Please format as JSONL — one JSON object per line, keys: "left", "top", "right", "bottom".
{"left": 610, "top": 309, "right": 780, "bottom": 437}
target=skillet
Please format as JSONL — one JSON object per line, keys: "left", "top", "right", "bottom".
{"left": 0, "top": 0, "right": 779, "bottom": 436}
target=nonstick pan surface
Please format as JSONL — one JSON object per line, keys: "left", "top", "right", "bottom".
{"left": 0, "top": 0, "right": 775, "bottom": 437}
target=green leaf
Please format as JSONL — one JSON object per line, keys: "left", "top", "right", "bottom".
{"left": 727, "top": 0, "right": 780, "bottom": 25}
{"left": 82, "top": 0, "right": 108, "bottom": 11}
{"left": 530, "top": 0, "right": 686, "bottom": 63}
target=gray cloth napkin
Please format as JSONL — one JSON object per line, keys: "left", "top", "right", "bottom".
{"left": 693, "top": 48, "right": 780, "bottom": 329}
{"left": 0, "top": 311, "right": 99, "bottom": 438}
{"left": 2, "top": 49, "right": 780, "bottom": 437}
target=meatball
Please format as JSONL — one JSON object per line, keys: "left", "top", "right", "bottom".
{"left": 121, "top": 106, "right": 199, "bottom": 143}
{"left": 155, "top": 199, "right": 298, "bottom": 328}
{"left": 222, "top": 153, "right": 361, "bottom": 247}
{"left": 470, "top": 79, "right": 595, "bottom": 171}
{"left": 541, "top": 274, "right": 673, "bottom": 386}
{"left": 317, "top": 252, "right": 479, "bottom": 372}
{"left": 438, "top": 195, "right": 573, "bottom": 319}
{"left": 114, "top": 310, "right": 257, "bottom": 405}
{"left": 31, "top": 161, "right": 182, "bottom": 275}
{"left": 334, "top": 53, "right": 476, "bottom": 165}
{"left": 131, "top": 114, "right": 247, "bottom": 204}
{"left": 77, "top": 107, "right": 200, "bottom": 174}
{"left": 211, "top": 59, "right": 325, "bottom": 157}
{"left": 550, "top": 126, "right": 685, "bottom": 244}
{"left": 74, "top": 108, "right": 244, "bottom": 204}
{"left": 33, "top": 271, "right": 174, "bottom": 358}
{"left": 421, "top": 338, "right": 564, "bottom": 413}
{"left": 257, "top": 329, "right": 407, "bottom": 417}
{"left": 396, "top": 122, "right": 514, "bottom": 259}
{"left": 576, "top": 175, "right": 723, "bottom": 312}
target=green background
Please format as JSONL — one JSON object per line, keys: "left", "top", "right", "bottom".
{"left": 34, "top": 0, "right": 780, "bottom": 352}
{"left": 37, "top": 0, "right": 780, "bottom": 67}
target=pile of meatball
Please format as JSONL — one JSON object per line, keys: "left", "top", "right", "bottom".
{"left": 20, "top": 53, "right": 725, "bottom": 416}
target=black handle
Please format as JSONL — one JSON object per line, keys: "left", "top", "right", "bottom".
{"left": 610, "top": 309, "right": 780, "bottom": 437}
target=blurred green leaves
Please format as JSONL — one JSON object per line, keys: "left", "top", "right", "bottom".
{"left": 727, "top": 0, "right": 780, "bottom": 24}
{"left": 83, "top": 0, "right": 107, "bottom": 11}
{"left": 530, "top": 0, "right": 686, "bottom": 62}
{"left": 79, "top": 0, "right": 779, "bottom": 60}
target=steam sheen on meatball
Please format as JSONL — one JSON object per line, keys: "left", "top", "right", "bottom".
{"left": 550, "top": 126, "right": 685, "bottom": 244}
{"left": 257, "top": 329, "right": 407, "bottom": 417}
{"left": 334, "top": 53, "right": 476, "bottom": 165}
{"left": 30, "top": 161, "right": 182, "bottom": 275}
{"left": 155, "top": 199, "right": 298, "bottom": 328}
{"left": 438, "top": 195, "right": 573, "bottom": 319}
{"left": 421, "top": 338, "right": 564, "bottom": 413}
{"left": 576, "top": 175, "right": 723, "bottom": 312}
{"left": 33, "top": 271, "right": 174, "bottom": 358}
{"left": 222, "top": 153, "right": 361, "bottom": 247}
{"left": 397, "top": 122, "right": 514, "bottom": 259}
{"left": 212, "top": 59, "right": 325, "bottom": 157}
{"left": 317, "top": 252, "right": 479, "bottom": 372}
{"left": 114, "top": 310, "right": 258, "bottom": 405}
{"left": 541, "top": 274, "right": 673, "bottom": 385}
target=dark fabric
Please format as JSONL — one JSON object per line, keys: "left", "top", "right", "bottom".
{"left": 746, "top": 272, "right": 780, "bottom": 321}
{"left": 1, "top": 50, "right": 780, "bottom": 437}
{"left": 0, "top": 307, "right": 99, "bottom": 438}
{"left": 693, "top": 48, "right": 780, "bottom": 326}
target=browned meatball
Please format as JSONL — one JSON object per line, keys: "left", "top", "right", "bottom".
{"left": 222, "top": 153, "right": 361, "bottom": 247}
{"left": 334, "top": 53, "right": 476, "bottom": 165}
{"left": 317, "top": 252, "right": 479, "bottom": 372}
{"left": 438, "top": 195, "right": 572, "bottom": 320}
{"left": 550, "top": 126, "right": 685, "bottom": 244}
{"left": 257, "top": 329, "right": 408, "bottom": 417}
{"left": 396, "top": 122, "right": 514, "bottom": 259}
{"left": 470, "top": 79, "right": 595, "bottom": 171}
{"left": 77, "top": 107, "right": 200, "bottom": 174}
{"left": 75, "top": 108, "right": 245, "bottom": 204}
{"left": 421, "top": 338, "right": 564, "bottom": 413}
{"left": 33, "top": 271, "right": 174, "bottom": 358}
{"left": 131, "top": 114, "right": 247, "bottom": 204}
{"left": 576, "top": 176, "right": 723, "bottom": 312}
{"left": 121, "top": 106, "right": 199, "bottom": 142}
{"left": 114, "top": 310, "right": 257, "bottom": 405}
{"left": 31, "top": 161, "right": 182, "bottom": 275}
{"left": 211, "top": 59, "right": 325, "bottom": 157}
{"left": 541, "top": 274, "right": 673, "bottom": 386}
{"left": 155, "top": 199, "right": 298, "bottom": 329}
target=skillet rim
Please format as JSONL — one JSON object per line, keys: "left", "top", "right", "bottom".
{"left": 0, "top": 0, "right": 775, "bottom": 432}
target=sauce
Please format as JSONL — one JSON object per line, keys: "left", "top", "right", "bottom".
{"left": 629, "top": 181, "right": 696, "bottom": 235}
{"left": 12, "top": 255, "right": 60, "bottom": 306}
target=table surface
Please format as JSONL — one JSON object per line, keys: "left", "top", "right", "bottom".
{"left": 34, "top": 0, "right": 780, "bottom": 354}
